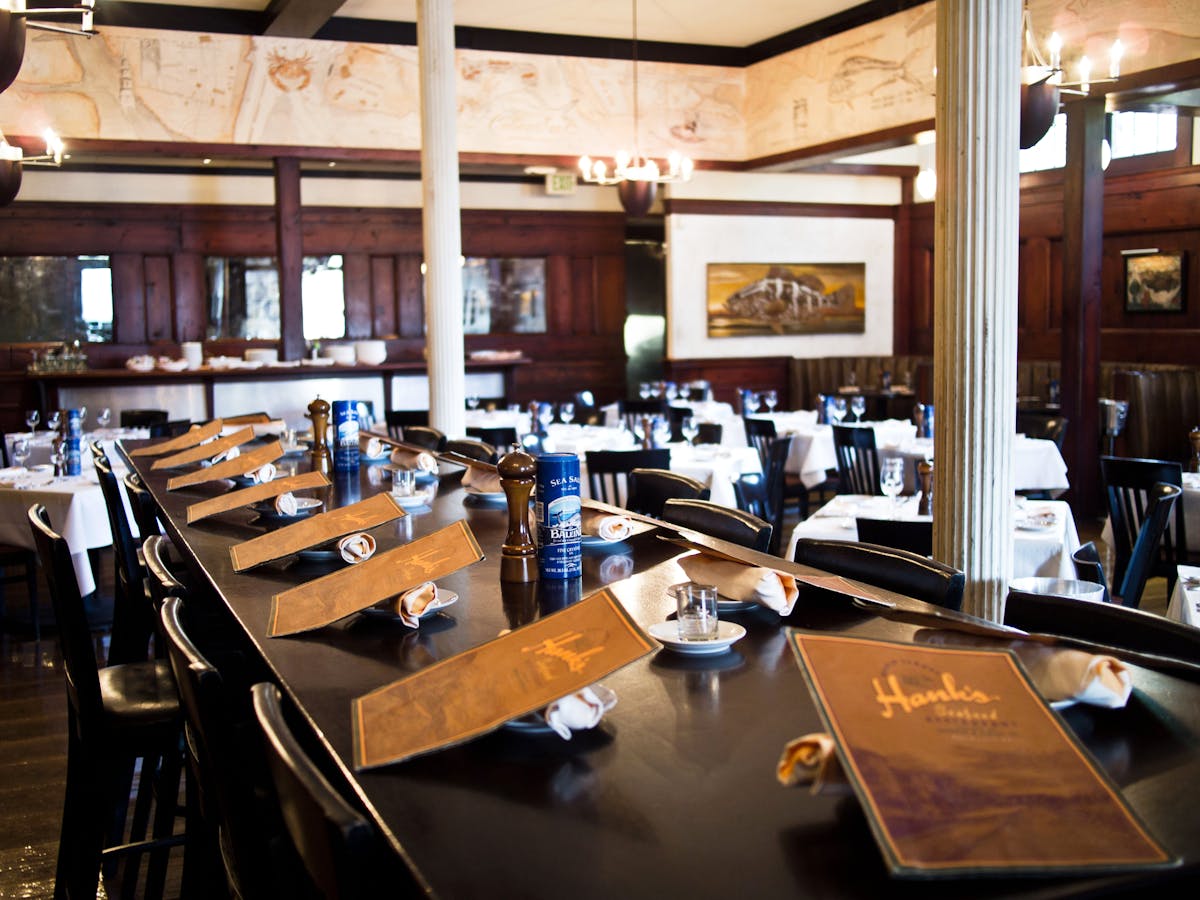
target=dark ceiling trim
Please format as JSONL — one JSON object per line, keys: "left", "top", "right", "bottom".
{"left": 95, "top": 0, "right": 931, "bottom": 67}
{"left": 263, "top": 0, "right": 348, "bottom": 40}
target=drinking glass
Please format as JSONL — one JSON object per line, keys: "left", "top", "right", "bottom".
{"left": 559, "top": 402, "right": 575, "bottom": 424}
{"left": 681, "top": 416, "right": 699, "bottom": 445}
{"left": 466, "top": 396, "right": 480, "bottom": 411}
{"left": 830, "top": 398, "right": 848, "bottom": 424}
{"left": 744, "top": 392, "right": 761, "bottom": 414}
{"left": 880, "top": 458, "right": 905, "bottom": 516}
{"left": 651, "top": 415, "right": 671, "bottom": 448}
{"left": 12, "top": 437, "right": 30, "bottom": 469}
{"left": 665, "top": 382, "right": 678, "bottom": 401}
{"left": 639, "top": 382, "right": 652, "bottom": 400}
{"left": 678, "top": 384, "right": 691, "bottom": 402}
{"left": 538, "top": 403, "right": 555, "bottom": 430}
{"left": 392, "top": 468, "right": 417, "bottom": 497}
{"left": 25, "top": 409, "right": 39, "bottom": 434}
{"left": 670, "top": 582, "right": 719, "bottom": 641}
{"left": 850, "top": 396, "right": 867, "bottom": 422}
{"left": 47, "top": 411, "right": 61, "bottom": 433}
{"left": 762, "top": 390, "right": 778, "bottom": 412}
{"left": 78, "top": 406, "right": 88, "bottom": 431}
{"left": 96, "top": 407, "right": 112, "bottom": 429}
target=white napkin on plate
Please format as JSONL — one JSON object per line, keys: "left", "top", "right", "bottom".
{"left": 390, "top": 581, "right": 454, "bottom": 628}
{"left": 678, "top": 554, "right": 799, "bottom": 615}
{"left": 390, "top": 447, "right": 438, "bottom": 473}
{"left": 213, "top": 445, "right": 240, "bottom": 464}
{"left": 364, "top": 437, "right": 387, "bottom": 459}
{"left": 247, "top": 463, "right": 276, "bottom": 484}
{"left": 274, "top": 492, "right": 298, "bottom": 515}
{"left": 544, "top": 684, "right": 617, "bottom": 740}
{"left": 338, "top": 532, "right": 376, "bottom": 564}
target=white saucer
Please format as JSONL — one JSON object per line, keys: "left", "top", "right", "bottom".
{"left": 393, "top": 491, "right": 433, "bottom": 509}
{"left": 501, "top": 714, "right": 557, "bottom": 735}
{"left": 648, "top": 620, "right": 746, "bottom": 656}
{"left": 581, "top": 534, "right": 628, "bottom": 548}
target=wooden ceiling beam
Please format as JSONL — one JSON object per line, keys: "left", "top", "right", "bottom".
{"left": 263, "top": 0, "right": 348, "bottom": 39}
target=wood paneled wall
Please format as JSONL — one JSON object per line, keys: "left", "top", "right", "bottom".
{"left": 0, "top": 204, "right": 629, "bottom": 413}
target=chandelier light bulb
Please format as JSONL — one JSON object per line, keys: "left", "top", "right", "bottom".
{"left": 915, "top": 167, "right": 937, "bottom": 201}
{"left": 1047, "top": 32, "right": 1062, "bottom": 70}
{"left": 615, "top": 149, "right": 631, "bottom": 171}
{"left": 1078, "top": 56, "right": 1091, "bottom": 93}
{"left": 577, "top": 155, "right": 592, "bottom": 176}
{"left": 1109, "top": 39, "right": 1123, "bottom": 79}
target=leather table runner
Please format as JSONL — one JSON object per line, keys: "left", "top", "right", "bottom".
{"left": 186, "top": 471, "right": 330, "bottom": 524}
{"left": 223, "top": 412, "right": 272, "bottom": 425}
{"left": 231, "top": 491, "right": 404, "bottom": 571}
{"left": 269, "top": 519, "right": 484, "bottom": 637}
{"left": 167, "top": 440, "right": 283, "bottom": 491}
{"left": 787, "top": 631, "right": 1174, "bottom": 877}
{"left": 352, "top": 586, "right": 656, "bottom": 769}
{"left": 129, "top": 419, "right": 223, "bottom": 458}
{"left": 153, "top": 426, "right": 255, "bottom": 470}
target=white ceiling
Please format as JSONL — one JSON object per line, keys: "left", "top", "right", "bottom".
{"left": 153, "top": 0, "right": 866, "bottom": 48}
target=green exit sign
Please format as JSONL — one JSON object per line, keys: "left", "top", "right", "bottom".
{"left": 545, "top": 172, "right": 577, "bottom": 195}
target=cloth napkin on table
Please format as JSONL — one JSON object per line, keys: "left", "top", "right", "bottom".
{"left": 581, "top": 508, "right": 634, "bottom": 541}
{"left": 462, "top": 465, "right": 502, "bottom": 494}
{"left": 678, "top": 553, "right": 799, "bottom": 615}
{"left": 212, "top": 445, "right": 240, "bottom": 464}
{"left": 274, "top": 492, "right": 298, "bottom": 516}
{"left": 338, "top": 533, "right": 377, "bottom": 564}
{"left": 543, "top": 684, "right": 617, "bottom": 740}
{"left": 362, "top": 437, "right": 388, "bottom": 460}
{"left": 776, "top": 733, "right": 850, "bottom": 795}
{"left": 246, "top": 463, "right": 276, "bottom": 485}
{"left": 381, "top": 581, "right": 455, "bottom": 628}
{"left": 389, "top": 447, "right": 438, "bottom": 474}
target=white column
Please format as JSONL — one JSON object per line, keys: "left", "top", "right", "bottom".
{"left": 933, "top": 0, "right": 1020, "bottom": 621}
{"left": 417, "top": 0, "right": 466, "bottom": 438}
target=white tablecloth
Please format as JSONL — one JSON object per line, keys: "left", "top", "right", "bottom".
{"left": 577, "top": 444, "right": 762, "bottom": 509}
{"left": 0, "top": 458, "right": 139, "bottom": 596}
{"left": 601, "top": 401, "right": 747, "bottom": 449}
{"left": 6, "top": 428, "right": 148, "bottom": 469}
{"left": 787, "top": 495, "right": 1080, "bottom": 579}
{"left": 1167, "top": 565, "right": 1200, "bottom": 628}
{"left": 767, "top": 420, "right": 915, "bottom": 489}
{"left": 463, "top": 409, "right": 532, "bottom": 433}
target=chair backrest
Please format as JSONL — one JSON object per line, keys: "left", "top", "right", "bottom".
{"left": 743, "top": 416, "right": 778, "bottom": 470}
{"left": 384, "top": 410, "right": 428, "bottom": 439}
{"left": 793, "top": 537, "right": 965, "bottom": 611}
{"left": 831, "top": 424, "right": 881, "bottom": 495}
{"left": 1100, "top": 455, "right": 1186, "bottom": 591}
{"left": 1115, "top": 481, "right": 1182, "bottom": 608}
{"left": 584, "top": 449, "right": 670, "bottom": 508}
{"left": 1071, "top": 541, "right": 1111, "bottom": 604}
{"left": 617, "top": 398, "right": 667, "bottom": 431}
{"left": 1004, "top": 589, "right": 1200, "bottom": 664}
{"left": 401, "top": 425, "right": 446, "bottom": 452}
{"left": 150, "top": 418, "right": 192, "bottom": 438}
{"left": 695, "top": 422, "right": 723, "bottom": 446}
{"left": 123, "top": 471, "right": 162, "bottom": 541}
{"left": 1015, "top": 411, "right": 1069, "bottom": 449}
{"left": 94, "top": 450, "right": 153, "bottom": 663}
{"left": 143, "top": 535, "right": 187, "bottom": 614}
{"left": 854, "top": 517, "right": 933, "bottom": 557}
{"left": 732, "top": 473, "right": 772, "bottom": 524}
{"left": 661, "top": 499, "right": 772, "bottom": 553}
{"left": 667, "top": 405, "right": 694, "bottom": 443}
{"left": 626, "top": 468, "right": 708, "bottom": 518}
{"left": 443, "top": 437, "right": 496, "bottom": 464}
{"left": 27, "top": 504, "right": 104, "bottom": 732}
{"left": 572, "top": 391, "right": 600, "bottom": 425}
{"left": 466, "top": 426, "right": 518, "bottom": 453}
{"left": 121, "top": 408, "right": 169, "bottom": 428}
{"left": 252, "top": 683, "right": 378, "bottom": 900}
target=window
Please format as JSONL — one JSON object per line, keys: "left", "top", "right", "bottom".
{"left": 0, "top": 255, "right": 113, "bottom": 342}
{"left": 302, "top": 255, "right": 346, "bottom": 340}
{"left": 1020, "top": 110, "right": 1178, "bottom": 174}
{"left": 461, "top": 257, "right": 546, "bottom": 334}
{"left": 205, "top": 254, "right": 346, "bottom": 341}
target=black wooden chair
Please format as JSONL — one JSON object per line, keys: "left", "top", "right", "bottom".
{"left": 584, "top": 449, "right": 670, "bottom": 508}
{"left": 121, "top": 409, "right": 169, "bottom": 428}
{"left": 573, "top": 390, "right": 600, "bottom": 425}
{"left": 123, "top": 471, "right": 164, "bottom": 541}
{"left": 466, "top": 426, "right": 518, "bottom": 453}
{"left": 1100, "top": 455, "right": 1188, "bottom": 595}
{"left": 401, "top": 425, "right": 446, "bottom": 452}
{"left": 661, "top": 499, "right": 772, "bottom": 553}
{"left": 1016, "top": 411, "right": 1069, "bottom": 449}
{"left": 667, "top": 405, "right": 694, "bottom": 443}
{"left": 694, "top": 422, "right": 723, "bottom": 445}
{"left": 149, "top": 419, "right": 192, "bottom": 438}
{"left": 793, "top": 537, "right": 965, "bottom": 611}
{"left": 626, "top": 468, "right": 708, "bottom": 518}
{"left": 443, "top": 437, "right": 497, "bottom": 464}
{"left": 0, "top": 430, "right": 39, "bottom": 637}
{"left": 832, "top": 424, "right": 882, "bottom": 495}
{"left": 854, "top": 517, "right": 933, "bottom": 557}
{"left": 617, "top": 398, "right": 668, "bottom": 432}
{"left": 742, "top": 416, "right": 777, "bottom": 471}
{"left": 252, "top": 682, "right": 388, "bottom": 900}
{"left": 28, "top": 503, "right": 185, "bottom": 900}
{"left": 1111, "top": 481, "right": 1181, "bottom": 608}
{"left": 384, "top": 410, "right": 428, "bottom": 439}
{"left": 1071, "top": 541, "right": 1111, "bottom": 604}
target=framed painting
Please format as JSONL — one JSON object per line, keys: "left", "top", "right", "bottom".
{"left": 1124, "top": 251, "right": 1185, "bottom": 313}
{"left": 706, "top": 262, "right": 865, "bottom": 337}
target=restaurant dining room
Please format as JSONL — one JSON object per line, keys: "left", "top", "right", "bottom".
{"left": 3, "top": 0, "right": 1200, "bottom": 896}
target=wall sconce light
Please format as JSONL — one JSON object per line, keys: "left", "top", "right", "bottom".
{"left": 1, "top": 1, "right": 96, "bottom": 93}
{"left": 0, "top": 128, "right": 65, "bottom": 205}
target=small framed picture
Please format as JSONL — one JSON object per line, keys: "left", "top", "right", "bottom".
{"left": 1124, "top": 250, "right": 1185, "bottom": 313}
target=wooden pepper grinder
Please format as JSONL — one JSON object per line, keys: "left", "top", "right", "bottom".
{"left": 498, "top": 448, "right": 537, "bottom": 582}
{"left": 1190, "top": 427, "right": 1200, "bottom": 474}
{"left": 917, "top": 459, "right": 933, "bottom": 516}
{"left": 307, "top": 397, "right": 332, "bottom": 476}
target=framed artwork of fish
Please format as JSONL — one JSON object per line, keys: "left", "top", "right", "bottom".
{"left": 1124, "top": 251, "right": 1185, "bottom": 313}
{"left": 706, "top": 262, "right": 866, "bottom": 337}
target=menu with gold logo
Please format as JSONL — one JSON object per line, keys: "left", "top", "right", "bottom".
{"left": 352, "top": 588, "right": 656, "bottom": 769}
{"left": 787, "top": 631, "right": 1174, "bottom": 877}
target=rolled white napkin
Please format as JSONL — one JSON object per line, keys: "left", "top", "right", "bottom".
{"left": 247, "top": 463, "right": 276, "bottom": 484}
{"left": 462, "top": 465, "right": 502, "bottom": 493}
{"left": 213, "top": 445, "right": 241, "bottom": 464}
{"left": 390, "top": 447, "right": 438, "bottom": 473}
{"left": 274, "top": 492, "right": 298, "bottom": 515}
{"left": 581, "top": 509, "right": 634, "bottom": 541}
{"left": 776, "top": 732, "right": 850, "bottom": 795}
{"left": 364, "top": 437, "right": 386, "bottom": 459}
{"left": 390, "top": 581, "right": 454, "bottom": 628}
{"left": 338, "top": 532, "right": 377, "bottom": 564}
{"left": 543, "top": 685, "right": 617, "bottom": 740}
{"left": 678, "top": 553, "right": 799, "bottom": 615}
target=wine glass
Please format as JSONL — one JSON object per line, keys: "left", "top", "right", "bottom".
{"left": 559, "top": 402, "right": 575, "bottom": 424}
{"left": 744, "top": 392, "right": 761, "bottom": 414}
{"left": 78, "top": 406, "right": 88, "bottom": 430}
{"left": 12, "top": 437, "right": 30, "bottom": 470}
{"left": 47, "top": 410, "right": 62, "bottom": 433}
{"left": 681, "top": 416, "right": 699, "bottom": 445}
{"left": 665, "top": 382, "right": 678, "bottom": 401}
{"left": 25, "top": 409, "right": 39, "bottom": 434}
{"left": 762, "top": 390, "right": 778, "bottom": 413}
{"left": 651, "top": 415, "right": 672, "bottom": 449}
{"left": 850, "top": 396, "right": 867, "bottom": 422}
{"left": 97, "top": 407, "right": 112, "bottom": 429}
{"left": 678, "top": 384, "right": 691, "bottom": 402}
{"left": 638, "top": 382, "right": 652, "bottom": 400}
{"left": 880, "top": 458, "right": 905, "bottom": 517}
{"left": 538, "top": 403, "right": 555, "bottom": 431}
{"left": 830, "top": 398, "right": 848, "bottom": 425}
{"left": 466, "top": 396, "right": 480, "bottom": 411}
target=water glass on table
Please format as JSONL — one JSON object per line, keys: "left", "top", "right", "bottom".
{"left": 880, "top": 458, "right": 905, "bottom": 516}
{"left": 11, "top": 437, "right": 30, "bottom": 470}
{"left": 671, "top": 582, "right": 719, "bottom": 641}
{"left": 680, "top": 416, "right": 699, "bottom": 445}
{"left": 25, "top": 409, "right": 39, "bottom": 434}
{"left": 762, "top": 390, "right": 778, "bottom": 413}
{"left": 392, "top": 468, "right": 417, "bottom": 497}
{"left": 850, "top": 396, "right": 867, "bottom": 421}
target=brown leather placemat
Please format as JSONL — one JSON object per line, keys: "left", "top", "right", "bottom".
{"left": 787, "top": 631, "right": 1174, "bottom": 877}
{"left": 167, "top": 440, "right": 283, "bottom": 491}
{"left": 129, "top": 419, "right": 223, "bottom": 458}
{"left": 231, "top": 491, "right": 405, "bottom": 571}
{"left": 186, "top": 471, "right": 331, "bottom": 523}
{"left": 152, "top": 426, "right": 255, "bottom": 470}
{"left": 222, "top": 412, "right": 272, "bottom": 425}
{"left": 352, "top": 586, "right": 656, "bottom": 769}
{"left": 268, "top": 519, "right": 485, "bottom": 636}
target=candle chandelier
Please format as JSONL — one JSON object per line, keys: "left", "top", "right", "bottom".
{"left": 1020, "top": 2, "right": 1122, "bottom": 149}
{"left": 577, "top": 0, "right": 693, "bottom": 216}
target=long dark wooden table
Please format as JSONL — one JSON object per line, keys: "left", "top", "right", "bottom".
{"left": 124, "top": 445, "right": 1200, "bottom": 897}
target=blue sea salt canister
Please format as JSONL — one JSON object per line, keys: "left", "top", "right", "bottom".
{"left": 331, "top": 400, "right": 360, "bottom": 471}
{"left": 535, "top": 453, "right": 582, "bottom": 580}
{"left": 65, "top": 408, "right": 83, "bottom": 476}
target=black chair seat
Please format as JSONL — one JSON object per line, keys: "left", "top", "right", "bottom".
{"left": 661, "top": 499, "right": 772, "bottom": 553}
{"left": 793, "top": 537, "right": 965, "bottom": 611}
{"left": 99, "top": 660, "right": 183, "bottom": 725}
